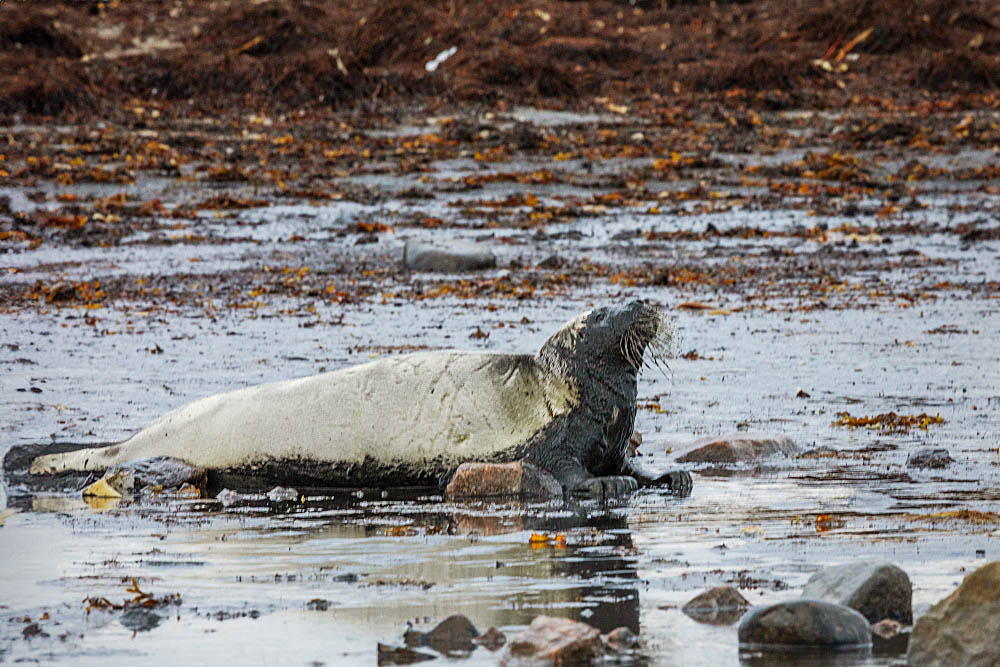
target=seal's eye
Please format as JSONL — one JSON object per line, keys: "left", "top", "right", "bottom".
{"left": 594, "top": 308, "right": 607, "bottom": 323}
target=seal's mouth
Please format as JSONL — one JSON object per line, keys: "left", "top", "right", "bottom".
{"left": 620, "top": 305, "right": 676, "bottom": 373}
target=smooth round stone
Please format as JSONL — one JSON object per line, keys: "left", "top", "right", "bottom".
{"left": 738, "top": 599, "right": 872, "bottom": 649}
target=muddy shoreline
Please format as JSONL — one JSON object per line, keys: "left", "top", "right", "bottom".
{"left": 2, "top": 1, "right": 1000, "bottom": 665}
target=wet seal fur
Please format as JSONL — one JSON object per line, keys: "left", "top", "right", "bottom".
{"left": 27, "top": 301, "right": 692, "bottom": 498}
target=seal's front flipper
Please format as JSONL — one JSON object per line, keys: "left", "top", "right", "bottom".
{"left": 622, "top": 459, "right": 693, "bottom": 496}
{"left": 568, "top": 475, "right": 638, "bottom": 500}
{"left": 651, "top": 470, "right": 692, "bottom": 496}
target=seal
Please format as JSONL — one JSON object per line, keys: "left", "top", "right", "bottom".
{"left": 28, "top": 301, "right": 692, "bottom": 498}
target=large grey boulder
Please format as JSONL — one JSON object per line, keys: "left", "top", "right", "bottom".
{"left": 403, "top": 239, "right": 496, "bottom": 272}
{"left": 802, "top": 561, "right": 912, "bottom": 624}
{"left": 908, "top": 560, "right": 1000, "bottom": 667}
{"left": 738, "top": 599, "right": 872, "bottom": 648}
{"left": 676, "top": 432, "right": 799, "bottom": 464}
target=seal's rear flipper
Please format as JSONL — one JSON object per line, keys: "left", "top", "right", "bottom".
{"left": 4, "top": 444, "right": 206, "bottom": 497}
{"left": 116, "top": 457, "right": 207, "bottom": 490}
{"left": 3, "top": 442, "right": 109, "bottom": 495}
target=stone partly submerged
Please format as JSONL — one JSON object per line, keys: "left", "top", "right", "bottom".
{"left": 501, "top": 616, "right": 604, "bottom": 666}
{"left": 682, "top": 586, "right": 751, "bottom": 625}
{"left": 906, "top": 447, "right": 955, "bottom": 469}
{"left": 444, "top": 461, "right": 561, "bottom": 498}
{"left": 675, "top": 432, "right": 799, "bottom": 464}
{"left": 403, "top": 239, "right": 496, "bottom": 272}
{"left": 908, "top": 560, "right": 1000, "bottom": 667}
{"left": 404, "top": 614, "right": 479, "bottom": 656}
{"left": 738, "top": 599, "right": 872, "bottom": 650}
{"left": 801, "top": 561, "right": 913, "bottom": 624}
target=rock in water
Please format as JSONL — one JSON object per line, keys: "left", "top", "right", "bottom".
{"left": 266, "top": 486, "right": 299, "bottom": 502}
{"left": 120, "top": 608, "right": 163, "bottom": 632}
{"left": 906, "top": 447, "right": 954, "bottom": 469}
{"left": 682, "top": 586, "right": 751, "bottom": 625}
{"left": 473, "top": 627, "right": 506, "bottom": 651}
{"left": 445, "top": 461, "right": 561, "bottom": 498}
{"left": 738, "top": 599, "right": 872, "bottom": 648}
{"left": 408, "top": 614, "right": 479, "bottom": 656}
{"left": 602, "top": 627, "right": 639, "bottom": 652}
{"left": 908, "top": 560, "right": 1000, "bottom": 667}
{"left": 501, "top": 616, "right": 603, "bottom": 665}
{"left": 403, "top": 239, "right": 496, "bottom": 272}
{"left": 802, "top": 561, "right": 912, "bottom": 624}
{"left": 675, "top": 432, "right": 799, "bottom": 464}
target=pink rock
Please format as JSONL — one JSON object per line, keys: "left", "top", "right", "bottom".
{"left": 501, "top": 615, "right": 603, "bottom": 666}
{"left": 445, "top": 462, "right": 561, "bottom": 498}
{"left": 676, "top": 432, "right": 799, "bottom": 464}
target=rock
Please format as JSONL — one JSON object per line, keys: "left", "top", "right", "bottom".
{"left": 908, "top": 560, "right": 1000, "bottom": 667}
{"left": 405, "top": 614, "right": 479, "bottom": 656}
{"left": 81, "top": 476, "right": 124, "bottom": 499}
{"left": 445, "top": 461, "right": 561, "bottom": 499}
{"left": 216, "top": 488, "right": 242, "bottom": 506}
{"left": 738, "top": 599, "right": 872, "bottom": 648}
{"left": 682, "top": 586, "right": 751, "bottom": 625}
{"left": 266, "top": 486, "right": 299, "bottom": 502}
{"left": 120, "top": 608, "right": 163, "bottom": 633}
{"left": 537, "top": 255, "right": 564, "bottom": 270}
{"left": 602, "top": 627, "right": 639, "bottom": 652}
{"left": 906, "top": 447, "right": 954, "bottom": 469}
{"left": 22, "top": 622, "right": 48, "bottom": 639}
{"left": 501, "top": 615, "right": 604, "bottom": 666}
{"left": 81, "top": 469, "right": 134, "bottom": 498}
{"left": 175, "top": 482, "right": 200, "bottom": 498}
{"left": 377, "top": 643, "right": 436, "bottom": 665}
{"left": 306, "top": 598, "right": 330, "bottom": 611}
{"left": 403, "top": 239, "right": 495, "bottom": 272}
{"left": 800, "top": 446, "right": 839, "bottom": 459}
{"left": 473, "top": 626, "right": 506, "bottom": 651}
{"left": 802, "top": 561, "right": 912, "bottom": 624}
{"left": 676, "top": 432, "right": 799, "bottom": 464}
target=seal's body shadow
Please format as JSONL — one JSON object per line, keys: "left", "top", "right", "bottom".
{"left": 17, "top": 301, "right": 692, "bottom": 500}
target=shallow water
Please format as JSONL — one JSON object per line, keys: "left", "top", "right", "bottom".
{"left": 1, "top": 114, "right": 999, "bottom": 664}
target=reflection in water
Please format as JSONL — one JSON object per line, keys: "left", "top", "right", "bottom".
{"left": 740, "top": 646, "right": 873, "bottom": 666}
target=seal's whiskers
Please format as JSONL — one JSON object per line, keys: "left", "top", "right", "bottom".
{"left": 622, "top": 307, "right": 677, "bottom": 374}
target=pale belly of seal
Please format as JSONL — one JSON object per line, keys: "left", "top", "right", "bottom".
{"left": 29, "top": 351, "right": 578, "bottom": 479}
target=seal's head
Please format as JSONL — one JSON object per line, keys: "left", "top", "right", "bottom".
{"left": 539, "top": 300, "right": 676, "bottom": 380}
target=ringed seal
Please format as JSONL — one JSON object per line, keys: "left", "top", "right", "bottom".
{"left": 28, "top": 301, "right": 692, "bottom": 498}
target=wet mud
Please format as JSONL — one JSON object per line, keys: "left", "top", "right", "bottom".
{"left": 2, "top": 1, "right": 1000, "bottom": 665}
